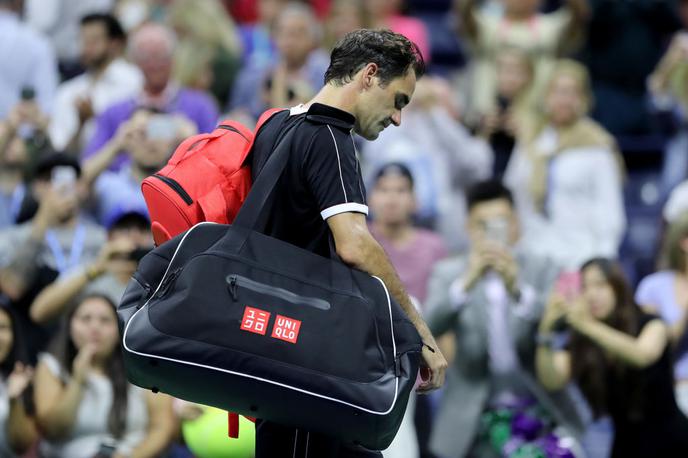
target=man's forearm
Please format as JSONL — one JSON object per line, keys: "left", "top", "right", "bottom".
{"left": 349, "top": 239, "right": 434, "bottom": 342}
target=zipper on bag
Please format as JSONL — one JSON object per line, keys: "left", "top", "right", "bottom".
{"left": 152, "top": 174, "right": 193, "bottom": 205}
{"left": 218, "top": 124, "right": 249, "bottom": 141}
{"left": 226, "top": 274, "right": 331, "bottom": 311}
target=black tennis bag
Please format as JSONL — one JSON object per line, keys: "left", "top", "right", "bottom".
{"left": 117, "top": 117, "right": 423, "bottom": 450}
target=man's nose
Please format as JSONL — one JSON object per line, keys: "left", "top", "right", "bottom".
{"left": 391, "top": 111, "right": 401, "bottom": 127}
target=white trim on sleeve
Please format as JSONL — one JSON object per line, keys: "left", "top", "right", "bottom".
{"left": 320, "top": 203, "right": 369, "bottom": 220}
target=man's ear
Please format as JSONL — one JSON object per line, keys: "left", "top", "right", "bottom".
{"left": 361, "top": 63, "right": 379, "bottom": 90}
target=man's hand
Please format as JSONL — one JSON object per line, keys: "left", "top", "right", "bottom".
{"left": 481, "top": 242, "right": 519, "bottom": 295}
{"left": 416, "top": 335, "right": 448, "bottom": 394}
{"left": 75, "top": 96, "right": 95, "bottom": 125}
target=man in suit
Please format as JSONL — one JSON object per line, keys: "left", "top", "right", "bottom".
{"left": 425, "top": 180, "right": 585, "bottom": 458}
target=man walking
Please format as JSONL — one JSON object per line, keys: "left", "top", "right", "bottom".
{"left": 250, "top": 29, "right": 448, "bottom": 457}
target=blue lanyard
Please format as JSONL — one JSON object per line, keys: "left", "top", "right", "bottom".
{"left": 45, "top": 223, "right": 86, "bottom": 274}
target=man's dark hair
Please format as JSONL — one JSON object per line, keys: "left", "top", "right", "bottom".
{"left": 324, "top": 29, "right": 425, "bottom": 87}
{"left": 466, "top": 180, "right": 514, "bottom": 211}
{"left": 373, "top": 162, "right": 414, "bottom": 190}
{"left": 81, "top": 13, "right": 126, "bottom": 42}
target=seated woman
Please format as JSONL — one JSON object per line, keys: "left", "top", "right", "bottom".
{"left": 0, "top": 303, "right": 38, "bottom": 456}
{"left": 536, "top": 258, "right": 688, "bottom": 457}
{"left": 636, "top": 212, "right": 688, "bottom": 415}
{"left": 34, "top": 294, "right": 175, "bottom": 458}
{"left": 504, "top": 59, "right": 626, "bottom": 271}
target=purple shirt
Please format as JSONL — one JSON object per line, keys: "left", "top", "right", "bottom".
{"left": 370, "top": 226, "right": 448, "bottom": 304}
{"left": 82, "top": 87, "right": 219, "bottom": 170}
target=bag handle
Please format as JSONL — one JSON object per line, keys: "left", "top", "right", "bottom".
{"left": 231, "top": 112, "right": 298, "bottom": 232}
{"left": 168, "top": 132, "right": 220, "bottom": 166}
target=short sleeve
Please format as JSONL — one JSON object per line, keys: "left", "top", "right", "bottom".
{"left": 304, "top": 126, "right": 368, "bottom": 220}
{"left": 635, "top": 275, "right": 661, "bottom": 311}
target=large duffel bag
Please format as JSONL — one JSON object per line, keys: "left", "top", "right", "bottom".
{"left": 117, "top": 114, "right": 423, "bottom": 450}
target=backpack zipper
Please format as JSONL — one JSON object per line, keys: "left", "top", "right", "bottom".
{"left": 218, "top": 124, "right": 249, "bottom": 141}
{"left": 152, "top": 174, "right": 193, "bottom": 205}
{"left": 226, "top": 274, "right": 331, "bottom": 311}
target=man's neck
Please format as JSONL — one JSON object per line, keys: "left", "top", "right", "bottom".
{"left": 373, "top": 221, "right": 415, "bottom": 245}
{"left": 308, "top": 84, "right": 358, "bottom": 118}
{"left": 0, "top": 170, "right": 22, "bottom": 193}
{"left": 504, "top": 10, "right": 537, "bottom": 21}
{"left": 89, "top": 57, "right": 115, "bottom": 80}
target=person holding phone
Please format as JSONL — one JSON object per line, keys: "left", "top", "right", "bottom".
{"left": 30, "top": 206, "right": 153, "bottom": 326}
{"left": 536, "top": 258, "right": 688, "bottom": 457}
{"left": 0, "top": 154, "right": 106, "bottom": 362}
{"left": 425, "top": 180, "right": 584, "bottom": 458}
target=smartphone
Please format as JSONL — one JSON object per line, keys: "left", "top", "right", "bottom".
{"left": 483, "top": 218, "right": 510, "bottom": 246}
{"left": 146, "top": 114, "right": 177, "bottom": 141}
{"left": 554, "top": 271, "right": 581, "bottom": 300}
{"left": 20, "top": 86, "right": 35, "bottom": 101}
{"left": 51, "top": 166, "right": 77, "bottom": 195}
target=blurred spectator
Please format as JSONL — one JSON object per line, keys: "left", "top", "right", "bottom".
{"left": 477, "top": 46, "right": 535, "bottom": 177}
{"left": 635, "top": 212, "right": 688, "bottom": 416}
{"left": 577, "top": 0, "right": 680, "bottom": 136}
{"left": 0, "top": 0, "right": 58, "bottom": 119}
{"left": 368, "top": 163, "right": 448, "bottom": 458}
{"left": 361, "top": 76, "right": 493, "bottom": 252}
{"left": 536, "top": 258, "right": 688, "bottom": 457}
{"left": 34, "top": 294, "right": 175, "bottom": 458}
{"left": 114, "top": 0, "right": 172, "bottom": 31}
{"left": 648, "top": 30, "right": 688, "bottom": 198}
{"left": 229, "top": 2, "right": 329, "bottom": 120}
{"left": 365, "top": 0, "right": 431, "bottom": 62}
{"left": 369, "top": 163, "right": 448, "bottom": 306}
{"left": 426, "top": 180, "right": 583, "bottom": 458}
{"left": 0, "top": 97, "right": 53, "bottom": 229}
{"left": 0, "top": 154, "right": 106, "bottom": 360}
{"left": 237, "top": 0, "right": 287, "bottom": 68}
{"left": 30, "top": 207, "right": 152, "bottom": 326}
{"left": 82, "top": 107, "right": 192, "bottom": 225}
{"left": 48, "top": 13, "right": 143, "bottom": 155}
{"left": 82, "top": 23, "right": 218, "bottom": 171}
{"left": 455, "top": 0, "right": 588, "bottom": 126}
{"left": 24, "top": 0, "right": 115, "bottom": 79}
{"left": 504, "top": 59, "right": 625, "bottom": 271}
{"left": 167, "top": 0, "right": 242, "bottom": 107}
{"left": 0, "top": 304, "right": 38, "bottom": 456}
{"left": 322, "top": 0, "right": 367, "bottom": 51}
{"left": 664, "top": 181, "right": 688, "bottom": 224}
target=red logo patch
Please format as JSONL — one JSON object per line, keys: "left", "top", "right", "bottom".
{"left": 240, "top": 307, "right": 271, "bottom": 335}
{"left": 271, "top": 315, "right": 301, "bottom": 344}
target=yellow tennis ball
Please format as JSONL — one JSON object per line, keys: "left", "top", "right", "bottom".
{"left": 182, "top": 406, "right": 255, "bottom": 458}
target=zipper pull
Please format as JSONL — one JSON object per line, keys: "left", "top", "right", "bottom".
{"left": 227, "top": 275, "right": 238, "bottom": 301}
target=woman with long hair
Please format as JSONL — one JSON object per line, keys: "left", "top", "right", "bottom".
{"left": 504, "top": 59, "right": 626, "bottom": 271}
{"left": 635, "top": 211, "right": 688, "bottom": 415}
{"left": 536, "top": 258, "right": 688, "bottom": 457}
{"left": 34, "top": 294, "right": 175, "bottom": 458}
{"left": 0, "top": 303, "right": 37, "bottom": 456}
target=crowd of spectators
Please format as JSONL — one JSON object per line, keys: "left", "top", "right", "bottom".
{"left": 1, "top": 0, "right": 688, "bottom": 457}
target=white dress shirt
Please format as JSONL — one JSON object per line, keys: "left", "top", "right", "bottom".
{"left": 49, "top": 58, "right": 142, "bottom": 151}
{"left": 0, "top": 10, "right": 58, "bottom": 117}
{"left": 505, "top": 127, "right": 626, "bottom": 270}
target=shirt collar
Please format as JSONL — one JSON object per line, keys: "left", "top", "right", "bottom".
{"left": 305, "top": 103, "right": 356, "bottom": 131}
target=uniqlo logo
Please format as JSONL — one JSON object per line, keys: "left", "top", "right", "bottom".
{"left": 240, "top": 307, "right": 271, "bottom": 335}
{"left": 271, "top": 315, "right": 301, "bottom": 344}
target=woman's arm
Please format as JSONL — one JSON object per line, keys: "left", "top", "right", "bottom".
{"left": 569, "top": 302, "right": 669, "bottom": 369}
{"left": 122, "top": 392, "right": 175, "bottom": 458}
{"left": 6, "top": 363, "right": 39, "bottom": 454}
{"left": 34, "top": 348, "right": 94, "bottom": 441}
{"left": 535, "top": 294, "right": 572, "bottom": 390}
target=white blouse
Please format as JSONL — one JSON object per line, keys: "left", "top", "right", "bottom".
{"left": 505, "top": 127, "right": 626, "bottom": 270}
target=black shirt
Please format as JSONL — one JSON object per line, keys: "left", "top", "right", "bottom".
{"left": 250, "top": 103, "right": 368, "bottom": 258}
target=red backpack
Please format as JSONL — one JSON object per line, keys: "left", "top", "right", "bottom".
{"left": 141, "top": 109, "right": 282, "bottom": 247}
